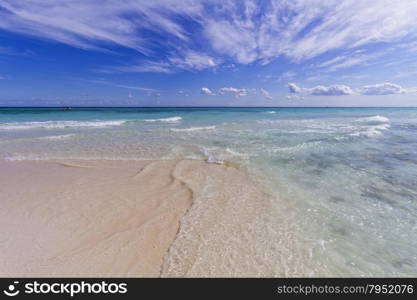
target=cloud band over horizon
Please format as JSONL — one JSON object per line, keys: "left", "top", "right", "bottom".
{"left": 288, "top": 82, "right": 414, "bottom": 96}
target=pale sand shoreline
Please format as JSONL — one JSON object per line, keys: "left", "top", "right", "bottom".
{"left": 0, "top": 158, "right": 308, "bottom": 277}
{"left": 0, "top": 159, "right": 196, "bottom": 277}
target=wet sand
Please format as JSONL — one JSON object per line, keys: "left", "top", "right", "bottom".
{"left": 0, "top": 159, "right": 304, "bottom": 277}
{"left": 0, "top": 159, "right": 194, "bottom": 277}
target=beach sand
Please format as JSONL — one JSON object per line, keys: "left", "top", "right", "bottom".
{"left": 0, "top": 159, "right": 196, "bottom": 277}
{"left": 0, "top": 159, "right": 304, "bottom": 277}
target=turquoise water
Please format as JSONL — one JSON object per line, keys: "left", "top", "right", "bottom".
{"left": 1, "top": 107, "right": 416, "bottom": 276}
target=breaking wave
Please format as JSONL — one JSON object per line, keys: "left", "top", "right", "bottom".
{"left": 355, "top": 115, "right": 389, "bottom": 124}
{"left": 0, "top": 120, "right": 127, "bottom": 130}
{"left": 350, "top": 116, "right": 390, "bottom": 138}
{"left": 144, "top": 116, "right": 182, "bottom": 123}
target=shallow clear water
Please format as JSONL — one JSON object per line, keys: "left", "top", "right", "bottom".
{"left": 1, "top": 107, "right": 416, "bottom": 276}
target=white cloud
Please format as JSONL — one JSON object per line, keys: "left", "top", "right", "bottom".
{"left": 288, "top": 83, "right": 303, "bottom": 94}
{"left": 342, "top": 74, "right": 369, "bottom": 80}
{"left": 148, "top": 91, "right": 161, "bottom": 98}
{"left": 277, "top": 71, "right": 296, "bottom": 83}
{"left": 201, "top": 87, "right": 215, "bottom": 95}
{"left": 259, "top": 88, "right": 272, "bottom": 100}
{"left": 312, "top": 85, "right": 355, "bottom": 96}
{"left": 2, "top": 0, "right": 417, "bottom": 71}
{"left": 288, "top": 82, "right": 413, "bottom": 96}
{"left": 200, "top": 86, "right": 272, "bottom": 99}
{"left": 319, "top": 56, "right": 370, "bottom": 72}
{"left": 169, "top": 51, "right": 220, "bottom": 70}
{"left": 177, "top": 90, "right": 189, "bottom": 97}
{"left": 87, "top": 79, "right": 158, "bottom": 93}
{"left": 114, "top": 61, "right": 173, "bottom": 73}
{"left": 304, "top": 74, "right": 329, "bottom": 82}
{"left": 316, "top": 49, "right": 389, "bottom": 72}
{"left": 0, "top": 1, "right": 200, "bottom": 53}
{"left": 359, "top": 82, "right": 406, "bottom": 95}
{"left": 219, "top": 87, "right": 249, "bottom": 98}
{"left": 106, "top": 52, "right": 219, "bottom": 73}
{"left": 204, "top": 0, "right": 417, "bottom": 64}
{"left": 288, "top": 82, "right": 355, "bottom": 96}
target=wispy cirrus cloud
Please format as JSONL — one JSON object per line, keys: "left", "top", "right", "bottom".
{"left": 100, "top": 51, "right": 219, "bottom": 74}
{"left": 169, "top": 51, "right": 221, "bottom": 71}
{"left": 315, "top": 49, "right": 391, "bottom": 72}
{"left": 0, "top": 0, "right": 199, "bottom": 53}
{"left": 201, "top": 0, "right": 417, "bottom": 64}
{"left": 0, "top": 46, "right": 34, "bottom": 57}
{"left": 277, "top": 72, "right": 297, "bottom": 83}
{"left": 111, "top": 61, "right": 174, "bottom": 74}
{"left": 87, "top": 79, "right": 158, "bottom": 93}
{"left": 1, "top": 0, "right": 417, "bottom": 73}
{"left": 259, "top": 88, "right": 272, "bottom": 100}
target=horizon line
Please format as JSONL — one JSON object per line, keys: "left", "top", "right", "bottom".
{"left": 1, "top": 106, "right": 417, "bottom": 109}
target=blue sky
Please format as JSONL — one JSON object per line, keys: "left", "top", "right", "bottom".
{"left": 1, "top": 0, "right": 417, "bottom": 106}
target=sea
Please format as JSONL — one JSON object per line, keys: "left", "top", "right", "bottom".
{"left": 1, "top": 107, "right": 416, "bottom": 276}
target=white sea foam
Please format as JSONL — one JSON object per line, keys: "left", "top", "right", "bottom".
{"left": 372, "top": 124, "right": 391, "bottom": 130}
{"left": 144, "top": 116, "right": 182, "bottom": 123}
{"left": 266, "top": 111, "right": 277, "bottom": 114}
{"left": 200, "top": 147, "right": 224, "bottom": 164}
{"left": 171, "top": 126, "right": 216, "bottom": 132}
{"left": 0, "top": 120, "right": 127, "bottom": 130}
{"left": 199, "top": 146, "right": 248, "bottom": 164}
{"left": 225, "top": 148, "right": 246, "bottom": 158}
{"left": 355, "top": 115, "right": 389, "bottom": 124}
{"left": 38, "top": 134, "right": 77, "bottom": 140}
{"left": 350, "top": 124, "right": 391, "bottom": 137}
{"left": 3, "top": 154, "right": 43, "bottom": 161}
{"left": 350, "top": 116, "right": 390, "bottom": 137}
{"left": 206, "top": 156, "right": 224, "bottom": 164}
{"left": 256, "top": 119, "right": 277, "bottom": 124}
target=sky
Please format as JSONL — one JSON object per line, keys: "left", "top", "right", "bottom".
{"left": 0, "top": 0, "right": 417, "bottom": 107}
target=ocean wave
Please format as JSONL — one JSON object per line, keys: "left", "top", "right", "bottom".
{"left": 206, "top": 156, "right": 224, "bottom": 164}
{"left": 350, "top": 124, "right": 391, "bottom": 138}
{"left": 269, "top": 140, "right": 324, "bottom": 153}
{"left": 225, "top": 148, "right": 248, "bottom": 159}
{"left": 355, "top": 115, "right": 389, "bottom": 124}
{"left": 170, "top": 126, "right": 216, "bottom": 132}
{"left": 0, "top": 120, "right": 127, "bottom": 130}
{"left": 2, "top": 154, "right": 43, "bottom": 161}
{"left": 144, "top": 116, "right": 182, "bottom": 123}
{"left": 256, "top": 119, "right": 278, "bottom": 124}
{"left": 266, "top": 111, "right": 277, "bottom": 114}
{"left": 199, "top": 146, "right": 248, "bottom": 164}
{"left": 350, "top": 130, "right": 383, "bottom": 138}
{"left": 350, "top": 115, "right": 390, "bottom": 138}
